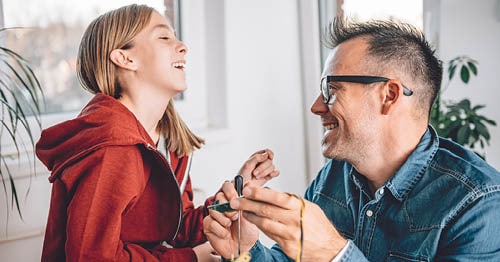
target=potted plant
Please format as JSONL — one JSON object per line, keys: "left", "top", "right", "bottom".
{"left": 1, "top": 27, "right": 44, "bottom": 219}
{"left": 431, "top": 56, "right": 497, "bottom": 159}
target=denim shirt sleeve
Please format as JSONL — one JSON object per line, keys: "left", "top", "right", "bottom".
{"left": 334, "top": 240, "right": 369, "bottom": 262}
{"left": 244, "top": 239, "right": 371, "bottom": 262}
{"left": 435, "top": 189, "right": 500, "bottom": 261}
{"left": 245, "top": 240, "right": 293, "bottom": 261}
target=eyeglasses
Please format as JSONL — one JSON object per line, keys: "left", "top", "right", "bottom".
{"left": 320, "top": 75, "right": 414, "bottom": 104}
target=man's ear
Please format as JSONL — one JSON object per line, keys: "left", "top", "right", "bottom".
{"left": 109, "top": 49, "right": 137, "bottom": 70}
{"left": 381, "top": 80, "right": 401, "bottom": 115}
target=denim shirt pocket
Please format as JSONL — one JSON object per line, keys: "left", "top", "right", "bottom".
{"left": 314, "top": 191, "right": 355, "bottom": 239}
{"left": 387, "top": 251, "right": 430, "bottom": 262}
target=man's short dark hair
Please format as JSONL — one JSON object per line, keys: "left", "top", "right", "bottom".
{"left": 324, "top": 18, "right": 443, "bottom": 116}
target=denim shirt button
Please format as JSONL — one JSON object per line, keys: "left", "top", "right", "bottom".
{"left": 379, "top": 188, "right": 384, "bottom": 195}
{"left": 366, "top": 210, "right": 373, "bottom": 217}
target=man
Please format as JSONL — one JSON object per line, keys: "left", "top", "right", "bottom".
{"left": 204, "top": 18, "right": 500, "bottom": 261}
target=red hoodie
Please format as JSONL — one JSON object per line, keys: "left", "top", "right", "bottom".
{"left": 36, "top": 93, "right": 209, "bottom": 261}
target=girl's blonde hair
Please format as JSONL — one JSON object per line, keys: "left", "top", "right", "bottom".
{"left": 76, "top": 4, "right": 204, "bottom": 156}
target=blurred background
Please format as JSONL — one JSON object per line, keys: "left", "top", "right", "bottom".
{"left": 1, "top": 0, "right": 499, "bottom": 260}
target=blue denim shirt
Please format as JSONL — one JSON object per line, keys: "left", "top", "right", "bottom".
{"left": 249, "top": 127, "right": 500, "bottom": 261}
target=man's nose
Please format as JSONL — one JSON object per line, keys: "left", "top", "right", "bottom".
{"left": 310, "top": 95, "right": 328, "bottom": 115}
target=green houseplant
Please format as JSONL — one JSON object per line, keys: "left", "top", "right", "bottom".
{"left": 431, "top": 56, "right": 497, "bottom": 159}
{"left": 1, "top": 27, "right": 44, "bottom": 219}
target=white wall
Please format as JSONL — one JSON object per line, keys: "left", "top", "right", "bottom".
{"left": 184, "top": 0, "right": 315, "bottom": 245}
{"left": 181, "top": 0, "right": 315, "bottom": 205}
{"left": 430, "top": 0, "right": 500, "bottom": 168}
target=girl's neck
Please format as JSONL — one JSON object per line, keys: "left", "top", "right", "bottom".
{"left": 118, "top": 93, "right": 169, "bottom": 144}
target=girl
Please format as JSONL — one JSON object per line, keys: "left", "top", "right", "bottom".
{"left": 36, "top": 4, "right": 278, "bottom": 261}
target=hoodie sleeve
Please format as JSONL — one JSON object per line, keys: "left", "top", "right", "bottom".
{"left": 58, "top": 146, "right": 195, "bottom": 261}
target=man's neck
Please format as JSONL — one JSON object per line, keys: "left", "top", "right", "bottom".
{"left": 353, "top": 124, "right": 427, "bottom": 194}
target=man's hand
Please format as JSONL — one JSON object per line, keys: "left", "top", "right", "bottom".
{"left": 231, "top": 182, "right": 348, "bottom": 261}
{"left": 204, "top": 149, "right": 279, "bottom": 259}
{"left": 204, "top": 182, "right": 259, "bottom": 259}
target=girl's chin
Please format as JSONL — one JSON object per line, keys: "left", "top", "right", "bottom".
{"left": 171, "top": 86, "right": 188, "bottom": 95}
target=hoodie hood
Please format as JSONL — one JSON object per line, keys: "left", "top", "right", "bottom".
{"left": 36, "top": 93, "right": 156, "bottom": 182}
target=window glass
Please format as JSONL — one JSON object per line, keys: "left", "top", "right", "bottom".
{"left": 342, "top": 0, "right": 423, "bottom": 29}
{"left": 2, "top": 0, "right": 167, "bottom": 114}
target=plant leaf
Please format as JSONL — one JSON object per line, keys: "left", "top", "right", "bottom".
{"left": 476, "top": 115, "right": 497, "bottom": 126}
{"left": 476, "top": 121, "right": 490, "bottom": 141}
{"left": 460, "top": 65, "right": 470, "bottom": 84}
{"left": 448, "top": 64, "right": 457, "bottom": 80}
{"left": 471, "top": 128, "right": 479, "bottom": 142}
{"left": 456, "top": 124, "right": 471, "bottom": 145}
{"left": 1, "top": 157, "right": 23, "bottom": 220}
{"left": 485, "top": 119, "right": 497, "bottom": 126}
{"left": 0, "top": 27, "right": 44, "bottom": 219}
{"left": 457, "top": 99, "right": 471, "bottom": 109}
{"left": 472, "top": 104, "right": 486, "bottom": 111}
{"left": 1, "top": 46, "right": 43, "bottom": 122}
{"left": 467, "top": 61, "right": 478, "bottom": 76}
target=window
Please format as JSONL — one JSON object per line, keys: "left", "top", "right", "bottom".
{"left": 341, "top": 0, "right": 423, "bottom": 28}
{"left": 1, "top": 0, "right": 176, "bottom": 115}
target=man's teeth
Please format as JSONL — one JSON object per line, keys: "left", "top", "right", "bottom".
{"left": 173, "top": 62, "right": 185, "bottom": 69}
{"left": 325, "top": 123, "right": 338, "bottom": 130}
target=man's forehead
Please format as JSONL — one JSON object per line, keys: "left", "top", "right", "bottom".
{"left": 321, "top": 49, "right": 338, "bottom": 77}
{"left": 321, "top": 39, "right": 367, "bottom": 77}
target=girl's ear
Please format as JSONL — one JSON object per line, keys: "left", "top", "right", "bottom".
{"left": 109, "top": 49, "right": 137, "bottom": 70}
{"left": 381, "top": 80, "right": 402, "bottom": 115}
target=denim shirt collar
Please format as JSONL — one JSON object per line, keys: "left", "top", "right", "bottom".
{"left": 382, "top": 126, "right": 439, "bottom": 201}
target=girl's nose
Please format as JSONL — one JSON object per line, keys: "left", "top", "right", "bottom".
{"left": 178, "top": 41, "right": 188, "bottom": 54}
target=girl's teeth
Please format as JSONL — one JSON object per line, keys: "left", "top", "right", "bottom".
{"left": 173, "top": 63, "right": 185, "bottom": 69}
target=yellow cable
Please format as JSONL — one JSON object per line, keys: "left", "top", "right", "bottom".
{"left": 287, "top": 193, "right": 305, "bottom": 262}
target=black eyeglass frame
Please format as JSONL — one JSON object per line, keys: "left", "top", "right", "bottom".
{"left": 320, "top": 75, "right": 414, "bottom": 104}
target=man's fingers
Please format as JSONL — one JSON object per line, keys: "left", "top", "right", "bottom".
{"left": 230, "top": 194, "right": 299, "bottom": 227}
{"left": 204, "top": 214, "right": 231, "bottom": 239}
{"left": 208, "top": 208, "right": 232, "bottom": 227}
{"left": 241, "top": 185, "right": 299, "bottom": 210}
{"left": 213, "top": 191, "right": 239, "bottom": 219}
{"left": 242, "top": 211, "right": 297, "bottom": 243}
{"left": 221, "top": 181, "right": 238, "bottom": 198}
